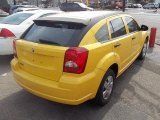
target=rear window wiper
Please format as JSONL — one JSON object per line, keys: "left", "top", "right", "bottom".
{"left": 39, "top": 39, "right": 60, "bottom": 45}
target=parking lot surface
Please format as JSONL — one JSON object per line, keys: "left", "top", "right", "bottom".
{"left": 0, "top": 10, "right": 160, "bottom": 120}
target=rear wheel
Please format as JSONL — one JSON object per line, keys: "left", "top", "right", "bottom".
{"left": 93, "top": 69, "right": 115, "bottom": 106}
{"left": 138, "top": 41, "right": 148, "bottom": 60}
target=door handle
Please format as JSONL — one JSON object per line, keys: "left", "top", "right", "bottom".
{"left": 132, "top": 36, "right": 136, "bottom": 40}
{"left": 114, "top": 43, "right": 121, "bottom": 48}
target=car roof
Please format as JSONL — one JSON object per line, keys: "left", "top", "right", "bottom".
{"left": 37, "top": 11, "right": 120, "bottom": 25}
{"left": 33, "top": 11, "right": 129, "bottom": 47}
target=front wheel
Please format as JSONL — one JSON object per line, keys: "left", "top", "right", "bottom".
{"left": 138, "top": 41, "right": 148, "bottom": 60}
{"left": 93, "top": 69, "right": 115, "bottom": 106}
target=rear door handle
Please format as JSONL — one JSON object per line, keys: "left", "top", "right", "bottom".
{"left": 114, "top": 43, "right": 121, "bottom": 48}
{"left": 132, "top": 36, "right": 136, "bottom": 40}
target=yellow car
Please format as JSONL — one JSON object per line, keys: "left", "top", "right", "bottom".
{"left": 11, "top": 11, "right": 149, "bottom": 105}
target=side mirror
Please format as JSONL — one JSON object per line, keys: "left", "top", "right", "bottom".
{"left": 141, "top": 25, "right": 148, "bottom": 31}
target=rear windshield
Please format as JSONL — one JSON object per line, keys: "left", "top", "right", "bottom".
{"left": 22, "top": 21, "right": 85, "bottom": 47}
{"left": 0, "top": 13, "right": 33, "bottom": 25}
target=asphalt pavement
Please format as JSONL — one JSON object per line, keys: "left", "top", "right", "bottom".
{"left": 0, "top": 9, "right": 160, "bottom": 120}
{"left": 127, "top": 9, "right": 160, "bottom": 45}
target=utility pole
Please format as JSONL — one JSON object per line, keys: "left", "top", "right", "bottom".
{"left": 58, "top": 0, "right": 60, "bottom": 7}
{"left": 13, "top": 0, "right": 16, "bottom": 5}
{"left": 66, "top": 0, "right": 68, "bottom": 11}
{"left": 36, "top": 0, "right": 39, "bottom": 7}
{"left": 123, "top": 0, "right": 125, "bottom": 12}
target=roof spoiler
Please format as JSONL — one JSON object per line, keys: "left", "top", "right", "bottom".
{"left": 34, "top": 16, "right": 90, "bottom": 26}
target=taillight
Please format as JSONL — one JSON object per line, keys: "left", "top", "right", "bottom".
{"left": 13, "top": 40, "right": 17, "bottom": 58}
{"left": 0, "top": 28, "right": 15, "bottom": 37}
{"left": 63, "top": 47, "right": 88, "bottom": 74}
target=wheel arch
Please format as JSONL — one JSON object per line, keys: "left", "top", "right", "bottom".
{"left": 146, "top": 36, "right": 149, "bottom": 43}
{"left": 108, "top": 63, "right": 119, "bottom": 78}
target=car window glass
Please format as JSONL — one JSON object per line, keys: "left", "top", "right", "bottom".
{"left": 73, "top": 3, "right": 80, "bottom": 8}
{"left": 0, "top": 13, "right": 33, "bottom": 25}
{"left": 22, "top": 21, "right": 86, "bottom": 47}
{"left": 39, "top": 13, "right": 54, "bottom": 18}
{"left": 125, "top": 16, "right": 139, "bottom": 33}
{"left": 78, "top": 3, "right": 87, "bottom": 7}
{"left": 109, "top": 17, "right": 126, "bottom": 38}
{"left": 95, "top": 24, "right": 109, "bottom": 42}
{"left": 69, "top": 3, "right": 74, "bottom": 7}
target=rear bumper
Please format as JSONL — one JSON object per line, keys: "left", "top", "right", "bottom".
{"left": 0, "top": 38, "right": 14, "bottom": 55}
{"left": 11, "top": 58, "right": 105, "bottom": 105}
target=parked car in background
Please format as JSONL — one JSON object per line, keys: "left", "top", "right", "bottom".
{"left": 13, "top": 7, "right": 39, "bottom": 13}
{"left": 137, "top": 4, "right": 142, "bottom": 8}
{"left": 11, "top": 11, "right": 149, "bottom": 106}
{"left": 126, "top": 3, "right": 133, "bottom": 8}
{"left": 9, "top": 4, "right": 24, "bottom": 14}
{"left": 143, "top": 3, "right": 159, "bottom": 9}
{"left": 0, "top": 9, "right": 8, "bottom": 16}
{"left": 59, "top": 2, "right": 93, "bottom": 11}
{"left": 126, "top": 3, "right": 142, "bottom": 8}
{"left": 9, "top": 5, "right": 38, "bottom": 14}
{"left": 133, "top": 4, "right": 138, "bottom": 8}
{"left": 0, "top": 10, "right": 62, "bottom": 55}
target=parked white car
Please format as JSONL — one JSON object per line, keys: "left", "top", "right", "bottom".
{"left": 137, "top": 4, "right": 142, "bottom": 8}
{"left": 0, "top": 10, "right": 62, "bottom": 55}
{"left": 13, "top": 7, "right": 40, "bottom": 13}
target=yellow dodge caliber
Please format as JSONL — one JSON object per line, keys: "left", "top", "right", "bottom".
{"left": 11, "top": 11, "right": 149, "bottom": 105}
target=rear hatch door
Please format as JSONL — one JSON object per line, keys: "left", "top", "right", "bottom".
{"left": 16, "top": 20, "right": 86, "bottom": 81}
{"left": 17, "top": 40, "right": 66, "bottom": 81}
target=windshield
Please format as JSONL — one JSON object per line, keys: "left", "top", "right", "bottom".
{"left": 0, "top": 13, "right": 33, "bottom": 25}
{"left": 22, "top": 21, "right": 85, "bottom": 47}
{"left": 78, "top": 3, "right": 87, "bottom": 8}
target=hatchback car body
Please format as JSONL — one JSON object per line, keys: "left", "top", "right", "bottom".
{"left": 11, "top": 11, "right": 149, "bottom": 105}
{"left": 0, "top": 10, "right": 62, "bottom": 55}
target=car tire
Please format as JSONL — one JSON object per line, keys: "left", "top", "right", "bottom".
{"left": 138, "top": 40, "right": 148, "bottom": 60}
{"left": 93, "top": 69, "right": 115, "bottom": 106}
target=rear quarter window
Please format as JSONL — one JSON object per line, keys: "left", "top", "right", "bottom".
{"left": 95, "top": 24, "right": 109, "bottom": 42}
{"left": 109, "top": 17, "right": 126, "bottom": 38}
{"left": 22, "top": 21, "right": 86, "bottom": 47}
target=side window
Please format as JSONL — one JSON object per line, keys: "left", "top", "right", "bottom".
{"left": 109, "top": 17, "right": 126, "bottom": 38}
{"left": 95, "top": 24, "right": 109, "bottom": 42}
{"left": 125, "top": 16, "right": 140, "bottom": 33}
